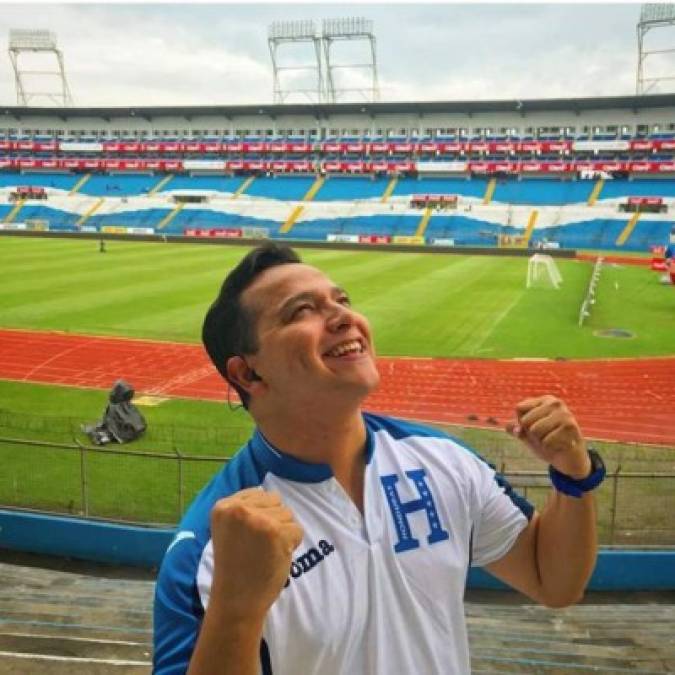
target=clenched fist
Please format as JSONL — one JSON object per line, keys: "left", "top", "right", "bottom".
{"left": 209, "top": 488, "right": 304, "bottom": 623}
{"left": 506, "top": 395, "right": 591, "bottom": 480}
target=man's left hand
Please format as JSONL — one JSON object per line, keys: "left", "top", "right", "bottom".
{"left": 506, "top": 395, "right": 591, "bottom": 480}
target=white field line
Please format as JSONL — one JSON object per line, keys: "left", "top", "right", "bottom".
{"left": 0, "top": 631, "right": 148, "bottom": 646}
{"left": 469, "top": 291, "right": 524, "bottom": 356}
{"left": 0, "top": 651, "right": 150, "bottom": 666}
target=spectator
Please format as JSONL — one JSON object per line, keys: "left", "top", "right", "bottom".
{"left": 154, "top": 242, "right": 604, "bottom": 675}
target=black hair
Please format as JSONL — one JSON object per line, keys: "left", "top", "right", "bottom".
{"left": 202, "top": 242, "right": 302, "bottom": 408}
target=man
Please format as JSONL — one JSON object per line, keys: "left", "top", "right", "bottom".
{"left": 154, "top": 243, "right": 604, "bottom": 675}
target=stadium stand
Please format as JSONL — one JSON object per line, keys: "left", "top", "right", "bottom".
{"left": 1, "top": 95, "right": 674, "bottom": 250}
{"left": 245, "top": 175, "right": 316, "bottom": 201}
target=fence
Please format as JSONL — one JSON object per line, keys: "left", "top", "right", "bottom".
{"left": 1, "top": 434, "right": 674, "bottom": 546}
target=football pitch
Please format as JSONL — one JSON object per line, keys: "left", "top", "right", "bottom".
{"left": 1, "top": 236, "right": 672, "bottom": 359}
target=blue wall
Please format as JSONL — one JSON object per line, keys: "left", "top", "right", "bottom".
{"left": 1, "top": 509, "right": 673, "bottom": 589}
{"left": 468, "top": 550, "right": 675, "bottom": 591}
{"left": 0, "top": 509, "right": 171, "bottom": 568}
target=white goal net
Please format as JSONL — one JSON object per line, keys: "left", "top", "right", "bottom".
{"left": 526, "top": 254, "right": 562, "bottom": 289}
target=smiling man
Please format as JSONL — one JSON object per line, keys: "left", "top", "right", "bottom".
{"left": 153, "top": 243, "right": 604, "bottom": 675}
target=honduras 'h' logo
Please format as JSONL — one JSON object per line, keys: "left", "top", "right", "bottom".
{"left": 380, "top": 469, "right": 449, "bottom": 553}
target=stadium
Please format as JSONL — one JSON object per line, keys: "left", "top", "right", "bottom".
{"left": 0, "top": 8, "right": 674, "bottom": 674}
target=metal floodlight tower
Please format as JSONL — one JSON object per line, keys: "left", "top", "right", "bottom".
{"left": 322, "top": 17, "right": 379, "bottom": 103}
{"left": 8, "top": 29, "right": 74, "bottom": 106}
{"left": 636, "top": 4, "right": 675, "bottom": 94}
{"left": 268, "top": 20, "right": 324, "bottom": 104}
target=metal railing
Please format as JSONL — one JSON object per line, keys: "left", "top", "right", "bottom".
{"left": 1, "top": 434, "right": 674, "bottom": 546}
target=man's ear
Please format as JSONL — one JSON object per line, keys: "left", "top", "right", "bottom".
{"left": 226, "top": 356, "right": 265, "bottom": 396}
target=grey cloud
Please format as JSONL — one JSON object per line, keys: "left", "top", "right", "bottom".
{"left": 0, "top": 3, "right": 664, "bottom": 106}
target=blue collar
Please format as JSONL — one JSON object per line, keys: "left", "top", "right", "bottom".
{"left": 249, "top": 414, "right": 375, "bottom": 483}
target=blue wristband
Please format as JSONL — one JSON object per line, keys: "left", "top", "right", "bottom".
{"left": 548, "top": 449, "right": 606, "bottom": 498}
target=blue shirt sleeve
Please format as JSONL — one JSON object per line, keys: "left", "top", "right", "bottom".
{"left": 153, "top": 535, "right": 205, "bottom": 674}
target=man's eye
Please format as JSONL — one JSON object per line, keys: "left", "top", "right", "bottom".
{"left": 291, "top": 304, "right": 312, "bottom": 319}
{"left": 338, "top": 296, "right": 351, "bottom": 306}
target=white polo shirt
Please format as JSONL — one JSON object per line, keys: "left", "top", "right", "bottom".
{"left": 154, "top": 413, "right": 533, "bottom": 675}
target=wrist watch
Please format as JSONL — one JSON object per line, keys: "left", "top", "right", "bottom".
{"left": 549, "top": 449, "right": 606, "bottom": 498}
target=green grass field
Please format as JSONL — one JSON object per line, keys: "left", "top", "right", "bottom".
{"left": 2, "top": 236, "right": 673, "bottom": 358}
{"left": 1, "top": 236, "right": 673, "bottom": 537}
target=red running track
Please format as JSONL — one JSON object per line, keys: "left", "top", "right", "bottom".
{"left": 0, "top": 328, "right": 674, "bottom": 446}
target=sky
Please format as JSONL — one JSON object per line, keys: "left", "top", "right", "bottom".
{"left": 0, "top": 2, "right": 673, "bottom": 107}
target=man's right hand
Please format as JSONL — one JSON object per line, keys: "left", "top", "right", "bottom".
{"left": 209, "top": 488, "right": 304, "bottom": 624}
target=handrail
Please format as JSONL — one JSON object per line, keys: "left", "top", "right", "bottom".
{"left": 0, "top": 434, "right": 229, "bottom": 462}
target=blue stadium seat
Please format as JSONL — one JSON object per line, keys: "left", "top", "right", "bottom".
{"left": 314, "top": 177, "right": 386, "bottom": 202}
{"left": 12, "top": 204, "right": 79, "bottom": 230}
{"left": 161, "top": 209, "right": 280, "bottom": 234}
{"left": 425, "top": 215, "right": 500, "bottom": 246}
{"left": 492, "top": 178, "right": 594, "bottom": 205}
{"left": 163, "top": 176, "right": 245, "bottom": 195}
{"left": 0, "top": 172, "right": 79, "bottom": 191}
{"left": 245, "top": 176, "right": 316, "bottom": 201}
{"left": 79, "top": 174, "right": 159, "bottom": 197}
{"left": 394, "top": 177, "right": 489, "bottom": 200}
{"left": 600, "top": 179, "right": 675, "bottom": 199}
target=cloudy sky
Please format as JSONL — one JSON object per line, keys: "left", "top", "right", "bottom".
{"left": 0, "top": 2, "right": 672, "bottom": 107}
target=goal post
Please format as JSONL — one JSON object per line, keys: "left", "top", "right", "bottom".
{"left": 526, "top": 254, "right": 562, "bottom": 289}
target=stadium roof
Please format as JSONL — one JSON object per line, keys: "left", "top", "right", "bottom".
{"left": 3, "top": 93, "right": 675, "bottom": 120}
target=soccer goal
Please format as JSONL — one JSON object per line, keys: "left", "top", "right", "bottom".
{"left": 526, "top": 254, "right": 562, "bottom": 289}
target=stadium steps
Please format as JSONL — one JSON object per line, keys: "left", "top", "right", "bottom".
{"left": 483, "top": 177, "right": 497, "bottom": 205}
{"left": 148, "top": 174, "right": 174, "bottom": 195}
{"left": 279, "top": 204, "right": 305, "bottom": 234}
{"left": 587, "top": 178, "right": 604, "bottom": 206}
{"left": 69, "top": 174, "right": 91, "bottom": 196}
{"left": 232, "top": 176, "right": 255, "bottom": 199}
{"left": 381, "top": 177, "right": 398, "bottom": 203}
{"left": 303, "top": 176, "right": 325, "bottom": 201}
{"left": 616, "top": 211, "right": 641, "bottom": 246}
{"left": 76, "top": 197, "right": 105, "bottom": 227}
{"left": 415, "top": 206, "right": 433, "bottom": 237}
{"left": 3, "top": 199, "right": 25, "bottom": 223}
{"left": 522, "top": 209, "right": 539, "bottom": 246}
{"left": 157, "top": 202, "right": 185, "bottom": 229}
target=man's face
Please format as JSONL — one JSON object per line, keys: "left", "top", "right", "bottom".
{"left": 241, "top": 263, "right": 380, "bottom": 411}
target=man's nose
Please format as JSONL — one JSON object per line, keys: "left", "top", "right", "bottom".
{"left": 326, "top": 302, "right": 354, "bottom": 331}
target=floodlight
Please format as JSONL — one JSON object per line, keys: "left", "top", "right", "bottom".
{"left": 640, "top": 3, "right": 675, "bottom": 23}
